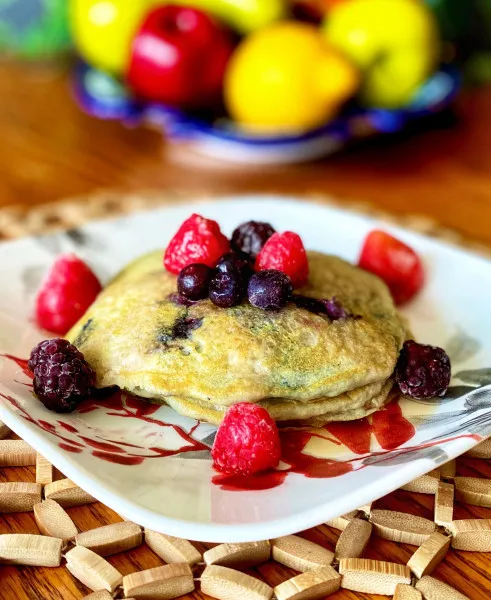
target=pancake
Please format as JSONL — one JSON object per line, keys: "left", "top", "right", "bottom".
{"left": 67, "top": 249, "right": 406, "bottom": 424}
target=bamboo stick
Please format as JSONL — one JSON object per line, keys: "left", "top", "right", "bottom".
{"left": 76, "top": 522, "right": 142, "bottom": 557}
{"left": 0, "top": 533, "right": 62, "bottom": 566}
{"left": 393, "top": 584, "right": 422, "bottom": 600}
{"left": 369, "top": 510, "right": 435, "bottom": 546}
{"left": 407, "top": 532, "right": 451, "bottom": 578}
{"left": 454, "top": 477, "right": 491, "bottom": 507}
{"left": 34, "top": 499, "right": 78, "bottom": 542}
{"left": 273, "top": 566, "right": 341, "bottom": 600}
{"left": 400, "top": 470, "right": 440, "bottom": 494}
{"left": 204, "top": 541, "right": 270, "bottom": 569}
{"left": 144, "top": 529, "right": 202, "bottom": 565}
{"left": 465, "top": 438, "right": 491, "bottom": 459}
{"left": 0, "top": 482, "right": 42, "bottom": 513}
{"left": 271, "top": 535, "right": 334, "bottom": 572}
{"left": 0, "top": 421, "right": 10, "bottom": 439}
{"left": 357, "top": 503, "right": 372, "bottom": 517}
{"left": 338, "top": 558, "right": 411, "bottom": 595}
{"left": 200, "top": 565, "right": 273, "bottom": 600}
{"left": 65, "top": 545, "right": 123, "bottom": 593}
{"left": 123, "top": 563, "right": 194, "bottom": 599}
{"left": 82, "top": 590, "right": 113, "bottom": 600}
{"left": 35, "top": 453, "right": 53, "bottom": 485}
{"left": 449, "top": 519, "right": 491, "bottom": 552}
{"left": 434, "top": 482, "right": 454, "bottom": 527}
{"left": 439, "top": 459, "right": 456, "bottom": 480}
{"left": 325, "top": 511, "right": 358, "bottom": 531}
{"left": 0, "top": 440, "right": 36, "bottom": 466}
{"left": 415, "top": 576, "right": 470, "bottom": 600}
{"left": 80, "top": 591, "right": 113, "bottom": 600}
{"left": 334, "top": 519, "right": 372, "bottom": 560}
{"left": 45, "top": 479, "right": 97, "bottom": 508}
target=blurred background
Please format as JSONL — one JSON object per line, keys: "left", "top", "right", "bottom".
{"left": 0, "top": 0, "right": 489, "bottom": 243}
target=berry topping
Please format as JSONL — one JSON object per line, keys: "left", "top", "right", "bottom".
{"left": 164, "top": 214, "right": 230, "bottom": 275}
{"left": 209, "top": 268, "right": 245, "bottom": 308}
{"left": 212, "top": 403, "right": 281, "bottom": 475}
{"left": 28, "top": 339, "right": 95, "bottom": 413}
{"left": 216, "top": 251, "right": 253, "bottom": 279}
{"left": 395, "top": 340, "right": 451, "bottom": 399}
{"left": 255, "top": 231, "right": 309, "bottom": 288}
{"left": 248, "top": 270, "right": 292, "bottom": 311}
{"left": 292, "top": 294, "right": 351, "bottom": 320}
{"left": 177, "top": 264, "right": 213, "bottom": 301}
{"left": 231, "top": 221, "right": 276, "bottom": 259}
{"left": 358, "top": 230, "right": 425, "bottom": 305}
{"left": 36, "top": 254, "right": 102, "bottom": 335}
{"left": 322, "top": 297, "right": 350, "bottom": 320}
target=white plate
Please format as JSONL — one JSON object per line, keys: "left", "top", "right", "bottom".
{"left": 0, "top": 195, "right": 490, "bottom": 543}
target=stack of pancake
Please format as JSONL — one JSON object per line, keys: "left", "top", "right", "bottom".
{"left": 67, "top": 250, "right": 407, "bottom": 426}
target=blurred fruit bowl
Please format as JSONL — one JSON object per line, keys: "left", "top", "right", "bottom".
{"left": 74, "top": 62, "right": 460, "bottom": 165}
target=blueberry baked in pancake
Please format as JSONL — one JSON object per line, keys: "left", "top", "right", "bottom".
{"left": 29, "top": 215, "right": 451, "bottom": 475}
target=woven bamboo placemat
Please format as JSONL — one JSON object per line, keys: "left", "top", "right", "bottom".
{"left": 0, "top": 190, "right": 491, "bottom": 600}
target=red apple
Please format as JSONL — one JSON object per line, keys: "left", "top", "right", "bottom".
{"left": 127, "top": 5, "right": 234, "bottom": 109}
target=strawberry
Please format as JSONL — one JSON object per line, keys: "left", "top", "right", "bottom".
{"left": 358, "top": 230, "right": 424, "bottom": 305}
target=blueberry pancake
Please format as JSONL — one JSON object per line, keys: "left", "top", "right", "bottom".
{"left": 67, "top": 249, "right": 407, "bottom": 425}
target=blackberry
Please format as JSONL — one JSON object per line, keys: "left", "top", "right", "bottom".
{"left": 231, "top": 221, "right": 276, "bottom": 259}
{"left": 248, "top": 270, "right": 292, "bottom": 311}
{"left": 29, "top": 339, "right": 95, "bottom": 413}
{"left": 396, "top": 340, "right": 451, "bottom": 399}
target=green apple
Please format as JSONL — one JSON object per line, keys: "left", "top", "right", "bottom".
{"left": 322, "top": 0, "right": 440, "bottom": 108}
{"left": 164, "top": 0, "right": 288, "bottom": 35}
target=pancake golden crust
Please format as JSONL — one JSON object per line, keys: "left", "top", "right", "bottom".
{"left": 67, "top": 249, "right": 406, "bottom": 422}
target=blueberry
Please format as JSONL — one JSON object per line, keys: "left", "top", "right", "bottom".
{"left": 216, "top": 251, "right": 253, "bottom": 279}
{"left": 209, "top": 269, "right": 245, "bottom": 308}
{"left": 396, "top": 340, "right": 451, "bottom": 399}
{"left": 231, "top": 221, "right": 276, "bottom": 259}
{"left": 177, "top": 264, "right": 213, "bottom": 301}
{"left": 248, "top": 270, "right": 292, "bottom": 311}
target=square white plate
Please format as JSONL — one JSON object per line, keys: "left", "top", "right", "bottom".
{"left": 0, "top": 195, "right": 490, "bottom": 543}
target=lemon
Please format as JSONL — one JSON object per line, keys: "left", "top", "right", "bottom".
{"left": 224, "top": 22, "right": 359, "bottom": 133}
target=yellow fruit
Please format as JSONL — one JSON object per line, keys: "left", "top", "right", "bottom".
{"left": 323, "top": 0, "right": 440, "bottom": 108}
{"left": 166, "top": 0, "right": 288, "bottom": 35}
{"left": 224, "top": 22, "right": 359, "bottom": 133}
{"left": 70, "top": 0, "right": 160, "bottom": 74}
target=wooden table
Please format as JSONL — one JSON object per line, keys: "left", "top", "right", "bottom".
{"left": 0, "top": 61, "right": 491, "bottom": 600}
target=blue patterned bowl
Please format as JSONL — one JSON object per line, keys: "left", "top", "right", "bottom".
{"left": 74, "top": 63, "right": 460, "bottom": 164}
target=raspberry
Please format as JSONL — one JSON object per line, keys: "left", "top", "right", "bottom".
{"left": 164, "top": 214, "right": 230, "bottom": 275}
{"left": 255, "top": 231, "right": 309, "bottom": 288}
{"left": 29, "top": 338, "right": 96, "bottom": 413}
{"left": 231, "top": 221, "right": 276, "bottom": 259}
{"left": 396, "top": 340, "right": 451, "bottom": 399}
{"left": 358, "top": 230, "right": 425, "bottom": 305}
{"left": 212, "top": 403, "right": 281, "bottom": 475}
{"left": 36, "top": 254, "right": 102, "bottom": 335}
